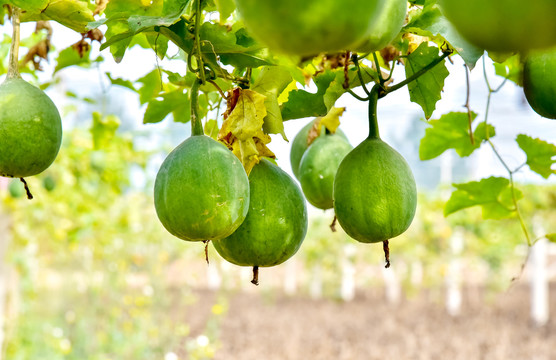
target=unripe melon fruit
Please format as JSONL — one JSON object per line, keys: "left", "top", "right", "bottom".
{"left": 235, "top": 0, "right": 385, "bottom": 56}
{"left": 213, "top": 159, "right": 308, "bottom": 267}
{"left": 333, "top": 138, "right": 417, "bottom": 243}
{"left": 0, "top": 77, "right": 62, "bottom": 178}
{"left": 154, "top": 135, "right": 250, "bottom": 242}
{"left": 523, "top": 47, "right": 556, "bottom": 119}
{"left": 298, "top": 134, "right": 353, "bottom": 210}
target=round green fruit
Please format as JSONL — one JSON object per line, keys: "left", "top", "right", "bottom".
{"left": 42, "top": 175, "right": 56, "bottom": 192}
{"left": 154, "top": 135, "right": 250, "bottom": 242}
{"left": 333, "top": 138, "right": 417, "bottom": 243}
{"left": 212, "top": 159, "right": 308, "bottom": 267}
{"left": 298, "top": 134, "right": 353, "bottom": 210}
{"left": 235, "top": 0, "right": 385, "bottom": 56}
{"left": 355, "top": 0, "right": 407, "bottom": 53}
{"left": 523, "top": 47, "right": 556, "bottom": 119}
{"left": 0, "top": 77, "right": 62, "bottom": 178}
{"left": 8, "top": 179, "right": 24, "bottom": 198}
{"left": 290, "top": 119, "right": 347, "bottom": 179}
{"left": 439, "top": 0, "right": 556, "bottom": 52}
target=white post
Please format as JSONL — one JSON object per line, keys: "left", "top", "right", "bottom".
{"left": 529, "top": 220, "right": 549, "bottom": 327}
{"left": 309, "top": 263, "right": 323, "bottom": 299}
{"left": 446, "top": 227, "right": 464, "bottom": 317}
{"left": 340, "top": 244, "right": 357, "bottom": 301}
{"left": 410, "top": 261, "right": 423, "bottom": 287}
{"left": 382, "top": 264, "right": 401, "bottom": 305}
{"left": 0, "top": 211, "right": 11, "bottom": 360}
{"left": 206, "top": 263, "right": 221, "bottom": 290}
{"left": 283, "top": 259, "right": 297, "bottom": 296}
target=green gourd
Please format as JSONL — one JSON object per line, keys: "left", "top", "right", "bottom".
{"left": 290, "top": 119, "right": 347, "bottom": 179}
{"left": 333, "top": 87, "right": 417, "bottom": 243}
{"left": 213, "top": 159, "right": 307, "bottom": 277}
{"left": 523, "top": 47, "right": 556, "bottom": 119}
{"left": 154, "top": 135, "right": 250, "bottom": 242}
{"left": 0, "top": 77, "right": 62, "bottom": 178}
{"left": 298, "top": 134, "right": 353, "bottom": 209}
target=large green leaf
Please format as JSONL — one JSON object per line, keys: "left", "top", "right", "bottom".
{"left": 16, "top": 0, "right": 95, "bottom": 33}
{"left": 516, "top": 134, "right": 556, "bottom": 179}
{"left": 405, "top": 42, "right": 450, "bottom": 119}
{"left": 143, "top": 89, "right": 190, "bottom": 124}
{"left": 280, "top": 70, "right": 337, "bottom": 121}
{"left": 54, "top": 45, "right": 92, "bottom": 73}
{"left": 419, "top": 112, "right": 495, "bottom": 160}
{"left": 445, "top": 177, "right": 523, "bottom": 219}
{"left": 405, "top": 4, "right": 483, "bottom": 69}
{"left": 281, "top": 65, "right": 375, "bottom": 121}
{"left": 96, "top": 0, "right": 188, "bottom": 62}
{"left": 251, "top": 66, "right": 293, "bottom": 140}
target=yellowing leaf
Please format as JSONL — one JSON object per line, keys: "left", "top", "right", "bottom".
{"left": 218, "top": 89, "right": 275, "bottom": 174}
{"left": 319, "top": 107, "right": 345, "bottom": 134}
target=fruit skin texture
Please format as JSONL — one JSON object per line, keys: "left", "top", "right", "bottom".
{"left": 154, "top": 135, "right": 250, "bottom": 242}
{"left": 523, "top": 48, "right": 556, "bottom": 119}
{"left": 298, "top": 134, "right": 353, "bottom": 210}
{"left": 235, "top": 0, "right": 385, "bottom": 56}
{"left": 356, "top": 0, "right": 407, "bottom": 53}
{"left": 212, "top": 159, "right": 308, "bottom": 267}
{"left": 439, "top": 0, "right": 556, "bottom": 52}
{"left": 290, "top": 119, "right": 347, "bottom": 179}
{"left": 333, "top": 138, "right": 417, "bottom": 243}
{"left": 0, "top": 77, "right": 62, "bottom": 178}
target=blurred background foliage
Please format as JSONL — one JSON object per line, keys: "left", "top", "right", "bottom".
{"left": 1, "top": 123, "right": 554, "bottom": 358}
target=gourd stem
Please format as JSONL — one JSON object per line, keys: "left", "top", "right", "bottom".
{"left": 190, "top": 79, "right": 204, "bottom": 136}
{"left": 367, "top": 85, "right": 380, "bottom": 139}
{"left": 7, "top": 6, "right": 21, "bottom": 79}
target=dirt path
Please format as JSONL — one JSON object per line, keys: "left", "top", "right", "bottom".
{"left": 183, "top": 284, "right": 555, "bottom": 360}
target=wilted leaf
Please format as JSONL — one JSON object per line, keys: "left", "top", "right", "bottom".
{"left": 251, "top": 66, "right": 293, "bottom": 140}
{"left": 218, "top": 89, "right": 274, "bottom": 174}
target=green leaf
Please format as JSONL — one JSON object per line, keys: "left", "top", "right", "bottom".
{"left": 1, "top": 0, "right": 48, "bottom": 13}
{"left": 215, "top": 0, "right": 235, "bottom": 22}
{"left": 90, "top": 112, "right": 120, "bottom": 150}
{"left": 105, "top": 73, "right": 137, "bottom": 92}
{"left": 251, "top": 66, "right": 293, "bottom": 140}
{"left": 19, "top": 0, "right": 95, "bottom": 33}
{"left": 98, "top": 0, "right": 188, "bottom": 61}
{"left": 204, "top": 119, "right": 219, "bottom": 139}
{"left": 445, "top": 177, "right": 523, "bottom": 219}
{"left": 419, "top": 112, "right": 496, "bottom": 160}
{"left": 323, "top": 65, "right": 376, "bottom": 111}
{"left": 405, "top": 5, "right": 483, "bottom": 69}
{"left": 493, "top": 54, "right": 522, "bottom": 86}
{"left": 405, "top": 42, "right": 450, "bottom": 119}
{"left": 547, "top": 233, "right": 556, "bottom": 243}
{"left": 199, "top": 23, "right": 275, "bottom": 68}
{"left": 137, "top": 69, "right": 163, "bottom": 104}
{"left": 516, "top": 134, "right": 556, "bottom": 179}
{"left": 143, "top": 89, "right": 190, "bottom": 124}
{"left": 54, "top": 45, "right": 91, "bottom": 73}
{"left": 281, "top": 70, "right": 337, "bottom": 121}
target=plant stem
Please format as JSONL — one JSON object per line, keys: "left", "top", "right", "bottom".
{"left": 190, "top": 79, "right": 204, "bottom": 136}
{"left": 194, "top": 0, "right": 206, "bottom": 83}
{"left": 367, "top": 85, "right": 380, "bottom": 139}
{"left": 7, "top": 6, "right": 21, "bottom": 79}
{"left": 383, "top": 51, "right": 451, "bottom": 96}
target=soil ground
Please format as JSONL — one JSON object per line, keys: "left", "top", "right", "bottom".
{"left": 181, "top": 284, "right": 556, "bottom": 360}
